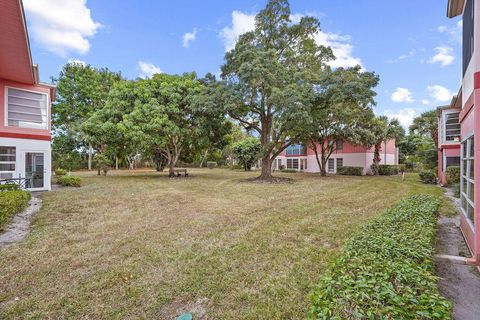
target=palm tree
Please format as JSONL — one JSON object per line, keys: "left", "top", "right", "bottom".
{"left": 369, "top": 116, "right": 404, "bottom": 175}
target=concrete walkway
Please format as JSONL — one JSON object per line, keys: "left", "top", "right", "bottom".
{"left": 436, "top": 188, "right": 480, "bottom": 320}
{"left": 0, "top": 194, "right": 42, "bottom": 247}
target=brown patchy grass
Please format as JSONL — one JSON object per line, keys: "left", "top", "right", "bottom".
{"left": 0, "top": 169, "right": 450, "bottom": 319}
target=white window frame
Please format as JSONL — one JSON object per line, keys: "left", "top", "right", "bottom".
{"left": 5, "top": 86, "right": 49, "bottom": 130}
{"left": 442, "top": 110, "right": 461, "bottom": 143}
{"left": 461, "top": 133, "right": 475, "bottom": 227}
{"left": 327, "top": 158, "right": 335, "bottom": 173}
{"left": 0, "top": 146, "right": 17, "bottom": 179}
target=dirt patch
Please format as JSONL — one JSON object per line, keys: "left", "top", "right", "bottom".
{"left": 436, "top": 187, "right": 480, "bottom": 320}
{"left": 244, "top": 176, "right": 294, "bottom": 184}
{"left": 0, "top": 194, "right": 42, "bottom": 247}
{"left": 157, "top": 297, "right": 210, "bottom": 320}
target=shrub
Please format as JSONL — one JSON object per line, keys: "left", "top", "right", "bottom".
{"left": 56, "top": 176, "right": 82, "bottom": 187}
{"left": 309, "top": 195, "right": 452, "bottom": 319}
{"left": 419, "top": 170, "right": 437, "bottom": 184}
{"left": 445, "top": 166, "right": 460, "bottom": 185}
{"left": 55, "top": 168, "right": 67, "bottom": 176}
{"left": 398, "top": 164, "right": 406, "bottom": 173}
{"left": 0, "top": 184, "right": 20, "bottom": 192}
{"left": 207, "top": 161, "right": 217, "bottom": 169}
{"left": 452, "top": 183, "right": 460, "bottom": 198}
{"left": 0, "top": 190, "right": 31, "bottom": 229}
{"left": 337, "top": 166, "right": 363, "bottom": 176}
{"left": 232, "top": 137, "right": 262, "bottom": 171}
{"left": 379, "top": 164, "right": 399, "bottom": 176}
{"left": 280, "top": 169, "right": 298, "bottom": 173}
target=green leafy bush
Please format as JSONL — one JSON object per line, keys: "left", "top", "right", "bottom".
{"left": 379, "top": 164, "right": 399, "bottom": 175}
{"left": 445, "top": 166, "right": 460, "bottom": 185}
{"left": 0, "top": 184, "right": 20, "bottom": 192}
{"left": 56, "top": 176, "right": 82, "bottom": 187}
{"left": 207, "top": 161, "right": 217, "bottom": 169}
{"left": 398, "top": 164, "right": 406, "bottom": 173}
{"left": 94, "top": 154, "right": 112, "bottom": 176}
{"left": 232, "top": 137, "right": 262, "bottom": 171}
{"left": 55, "top": 169, "right": 67, "bottom": 176}
{"left": 337, "top": 166, "right": 363, "bottom": 176}
{"left": 452, "top": 183, "right": 460, "bottom": 198}
{"left": 419, "top": 170, "right": 437, "bottom": 184}
{"left": 280, "top": 169, "right": 298, "bottom": 173}
{"left": 309, "top": 195, "right": 452, "bottom": 319}
{"left": 0, "top": 190, "right": 31, "bottom": 229}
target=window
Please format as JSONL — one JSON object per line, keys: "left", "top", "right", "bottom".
{"left": 287, "top": 158, "right": 299, "bottom": 170}
{"left": 0, "top": 147, "right": 16, "bottom": 179}
{"left": 461, "top": 136, "right": 474, "bottom": 225}
{"left": 285, "top": 144, "right": 306, "bottom": 156}
{"left": 328, "top": 158, "right": 335, "bottom": 173}
{"left": 445, "top": 156, "right": 460, "bottom": 170}
{"left": 6, "top": 87, "right": 48, "bottom": 129}
{"left": 463, "top": 0, "right": 475, "bottom": 75}
{"left": 336, "top": 141, "right": 343, "bottom": 151}
{"left": 444, "top": 112, "right": 460, "bottom": 142}
{"left": 336, "top": 158, "right": 343, "bottom": 169}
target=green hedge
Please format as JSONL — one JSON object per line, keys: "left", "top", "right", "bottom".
{"left": 55, "top": 168, "right": 67, "bottom": 176}
{"left": 56, "top": 176, "right": 82, "bottom": 187}
{"left": 379, "top": 165, "right": 399, "bottom": 176}
{"left": 419, "top": 170, "right": 437, "bottom": 184}
{"left": 337, "top": 166, "right": 363, "bottom": 176}
{"left": 445, "top": 166, "right": 460, "bottom": 185}
{"left": 0, "top": 190, "right": 31, "bottom": 229}
{"left": 309, "top": 195, "right": 451, "bottom": 319}
{"left": 0, "top": 184, "right": 20, "bottom": 192}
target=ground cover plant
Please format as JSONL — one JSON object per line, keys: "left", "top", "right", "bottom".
{"left": 55, "top": 176, "right": 82, "bottom": 187}
{"left": 0, "top": 169, "right": 452, "bottom": 319}
{"left": 0, "top": 190, "right": 31, "bottom": 229}
{"left": 309, "top": 194, "right": 451, "bottom": 319}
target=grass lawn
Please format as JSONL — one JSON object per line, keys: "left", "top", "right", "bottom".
{"left": 0, "top": 169, "right": 453, "bottom": 319}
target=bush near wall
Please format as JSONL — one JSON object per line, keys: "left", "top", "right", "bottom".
{"left": 55, "top": 169, "right": 67, "bottom": 176}
{"left": 309, "top": 195, "right": 452, "bottom": 319}
{"left": 419, "top": 170, "right": 437, "bottom": 184}
{"left": 445, "top": 166, "right": 460, "bottom": 185}
{"left": 0, "top": 190, "right": 31, "bottom": 229}
{"left": 379, "top": 164, "right": 399, "bottom": 176}
{"left": 56, "top": 176, "right": 82, "bottom": 187}
{"left": 337, "top": 166, "right": 363, "bottom": 176}
{"left": 207, "top": 161, "right": 217, "bottom": 169}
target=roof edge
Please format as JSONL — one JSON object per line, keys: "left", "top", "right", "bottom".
{"left": 447, "top": 0, "right": 466, "bottom": 18}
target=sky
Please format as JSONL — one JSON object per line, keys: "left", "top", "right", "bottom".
{"left": 23, "top": 0, "right": 463, "bottom": 130}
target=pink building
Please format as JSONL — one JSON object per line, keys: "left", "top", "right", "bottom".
{"left": 0, "top": 0, "right": 55, "bottom": 191}
{"left": 446, "top": 0, "right": 480, "bottom": 266}
{"left": 437, "top": 98, "right": 461, "bottom": 185}
{"left": 273, "top": 140, "right": 398, "bottom": 174}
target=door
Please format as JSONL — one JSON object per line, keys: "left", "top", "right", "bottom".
{"left": 25, "top": 152, "right": 45, "bottom": 189}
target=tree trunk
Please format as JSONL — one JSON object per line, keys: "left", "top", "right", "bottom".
{"left": 168, "top": 162, "right": 175, "bottom": 177}
{"left": 88, "top": 144, "right": 93, "bottom": 171}
{"left": 371, "top": 143, "right": 381, "bottom": 175}
{"left": 115, "top": 157, "right": 119, "bottom": 170}
{"left": 258, "top": 156, "right": 273, "bottom": 180}
{"left": 200, "top": 149, "right": 209, "bottom": 168}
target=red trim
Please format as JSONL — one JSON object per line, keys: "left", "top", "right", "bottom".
{"left": 474, "top": 72, "right": 480, "bottom": 89}
{"left": 439, "top": 143, "right": 461, "bottom": 149}
{"left": 460, "top": 91, "right": 474, "bottom": 122}
{"left": 285, "top": 154, "right": 307, "bottom": 157}
{"left": 0, "top": 132, "right": 51, "bottom": 141}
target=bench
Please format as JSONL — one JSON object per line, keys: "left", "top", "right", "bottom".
{"left": 170, "top": 169, "right": 188, "bottom": 178}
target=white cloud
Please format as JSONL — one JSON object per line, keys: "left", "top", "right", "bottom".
{"left": 421, "top": 99, "right": 430, "bottom": 105}
{"left": 428, "top": 46, "right": 455, "bottom": 66}
{"left": 23, "top": 0, "right": 102, "bottom": 57}
{"left": 391, "top": 88, "right": 414, "bottom": 103}
{"left": 182, "top": 28, "right": 198, "bottom": 48}
{"left": 427, "top": 85, "right": 454, "bottom": 102}
{"left": 138, "top": 61, "right": 162, "bottom": 78}
{"left": 384, "top": 108, "right": 416, "bottom": 130}
{"left": 313, "top": 31, "right": 363, "bottom": 68}
{"left": 220, "top": 11, "right": 362, "bottom": 68}
{"left": 220, "top": 11, "right": 256, "bottom": 51}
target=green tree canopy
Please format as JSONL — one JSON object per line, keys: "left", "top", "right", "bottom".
{"left": 220, "top": 0, "right": 334, "bottom": 180}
